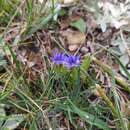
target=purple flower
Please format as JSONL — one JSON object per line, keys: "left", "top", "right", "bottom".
{"left": 51, "top": 52, "right": 65, "bottom": 65}
{"left": 51, "top": 52, "right": 80, "bottom": 68}
{"left": 64, "top": 55, "right": 80, "bottom": 68}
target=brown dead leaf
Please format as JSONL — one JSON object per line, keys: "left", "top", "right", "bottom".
{"left": 5, "top": 28, "right": 19, "bottom": 43}
{"left": 120, "top": 96, "right": 130, "bottom": 116}
{"left": 59, "top": 18, "right": 70, "bottom": 30}
{"left": 69, "top": 13, "right": 82, "bottom": 21}
{"left": 61, "top": 29, "right": 86, "bottom": 45}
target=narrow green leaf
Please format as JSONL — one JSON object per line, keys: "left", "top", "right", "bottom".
{"left": 29, "top": 119, "right": 38, "bottom": 130}
{"left": 58, "top": 100, "right": 111, "bottom": 130}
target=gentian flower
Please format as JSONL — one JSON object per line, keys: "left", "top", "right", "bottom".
{"left": 64, "top": 55, "right": 80, "bottom": 68}
{"left": 51, "top": 52, "right": 65, "bottom": 65}
{"left": 51, "top": 52, "right": 80, "bottom": 68}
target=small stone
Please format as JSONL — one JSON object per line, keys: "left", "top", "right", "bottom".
{"left": 68, "top": 44, "right": 78, "bottom": 51}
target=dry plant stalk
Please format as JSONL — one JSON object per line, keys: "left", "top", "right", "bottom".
{"left": 96, "top": 84, "right": 117, "bottom": 116}
{"left": 92, "top": 57, "right": 130, "bottom": 93}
